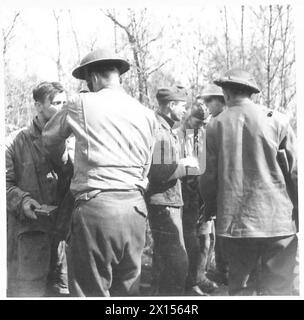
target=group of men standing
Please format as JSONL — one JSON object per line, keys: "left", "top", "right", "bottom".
{"left": 6, "top": 46, "right": 298, "bottom": 297}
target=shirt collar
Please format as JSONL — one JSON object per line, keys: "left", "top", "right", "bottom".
{"left": 96, "top": 84, "right": 124, "bottom": 93}
{"left": 29, "top": 116, "right": 43, "bottom": 138}
{"left": 227, "top": 97, "right": 253, "bottom": 107}
{"left": 156, "top": 111, "right": 175, "bottom": 129}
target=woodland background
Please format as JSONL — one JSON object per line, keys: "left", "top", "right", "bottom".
{"left": 2, "top": 5, "right": 296, "bottom": 135}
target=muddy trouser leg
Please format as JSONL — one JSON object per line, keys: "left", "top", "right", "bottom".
{"left": 149, "top": 205, "right": 188, "bottom": 296}
{"left": 292, "top": 245, "right": 300, "bottom": 295}
{"left": 149, "top": 244, "right": 163, "bottom": 295}
{"left": 68, "top": 191, "right": 147, "bottom": 297}
{"left": 182, "top": 207, "right": 201, "bottom": 289}
{"left": 260, "top": 235, "right": 298, "bottom": 296}
{"left": 47, "top": 239, "right": 69, "bottom": 295}
{"left": 221, "top": 237, "right": 260, "bottom": 296}
{"left": 183, "top": 232, "right": 201, "bottom": 289}
{"left": 197, "top": 235, "right": 211, "bottom": 281}
{"left": 215, "top": 236, "right": 229, "bottom": 275}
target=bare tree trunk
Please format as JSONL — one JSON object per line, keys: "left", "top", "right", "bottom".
{"left": 279, "top": 5, "right": 291, "bottom": 111}
{"left": 266, "top": 5, "right": 273, "bottom": 108}
{"left": 113, "top": 9, "right": 118, "bottom": 53}
{"left": 103, "top": 9, "right": 164, "bottom": 107}
{"left": 68, "top": 10, "right": 81, "bottom": 63}
{"left": 240, "top": 5, "right": 245, "bottom": 68}
{"left": 224, "top": 6, "right": 230, "bottom": 69}
{"left": 53, "top": 10, "right": 63, "bottom": 82}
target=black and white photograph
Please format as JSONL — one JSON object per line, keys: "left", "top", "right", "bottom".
{"left": 1, "top": 0, "right": 302, "bottom": 302}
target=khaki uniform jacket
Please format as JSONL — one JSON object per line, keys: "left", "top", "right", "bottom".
{"left": 42, "top": 87, "right": 157, "bottom": 198}
{"left": 200, "top": 99, "right": 297, "bottom": 238}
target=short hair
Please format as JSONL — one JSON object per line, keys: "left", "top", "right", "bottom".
{"left": 87, "top": 63, "right": 120, "bottom": 78}
{"left": 221, "top": 83, "right": 253, "bottom": 97}
{"left": 158, "top": 99, "right": 182, "bottom": 110}
{"left": 33, "top": 81, "right": 64, "bottom": 103}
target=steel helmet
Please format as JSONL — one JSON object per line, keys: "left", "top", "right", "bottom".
{"left": 214, "top": 68, "right": 260, "bottom": 93}
{"left": 72, "top": 48, "right": 130, "bottom": 80}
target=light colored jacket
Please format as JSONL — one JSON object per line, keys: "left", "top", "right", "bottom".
{"left": 42, "top": 87, "right": 157, "bottom": 198}
{"left": 200, "top": 98, "right": 297, "bottom": 238}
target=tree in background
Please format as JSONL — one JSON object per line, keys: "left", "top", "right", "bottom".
{"left": 3, "top": 5, "right": 297, "bottom": 134}
{"left": 103, "top": 8, "right": 168, "bottom": 107}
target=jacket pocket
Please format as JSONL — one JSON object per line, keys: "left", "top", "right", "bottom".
{"left": 134, "top": 202, "right": 148, "bottom": 219}
{"left": 16, "top": 231, "right": 51, "bottom": 281}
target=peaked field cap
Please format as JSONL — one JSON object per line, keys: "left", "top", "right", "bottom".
{"left": 72, "top": 48, "right": 130, "bottom": 80}
{"left": 198, "top": 84, "right": 224, "bottom": 98}
{"left": 214, "top": 68, "right": 260, "bottom": 93}
{"left": 156, "top": 86, "right": 187, "bottom": 102}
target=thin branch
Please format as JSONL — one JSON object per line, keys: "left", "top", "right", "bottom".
{"left": 146, "top": 59, "right": 170, "bottom": 77}
{"left": 3, "top": 12, "right": 20, "bottom": 43}
{"left": 102, "top": 9, "right": 133, "bottom": 41}
{"left": 140, "top": 32, "right": 163, "bottom": 50}
{"left": 68, "top": 10, "right": 81, "bottom": 63}
{"left": 2, "top": 11, "right": 20, "bottom": 56}
{"left": 223, "top": 6, "right": 230, "bottom": 69}
{"left": 53, "top": 10, "right": 63, "bottom": 81}
{"left": 240, "top": 5, "right": 245, "bottom": 68}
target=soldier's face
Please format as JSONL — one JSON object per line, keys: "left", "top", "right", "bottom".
{"left": 170, "top": 101, "right": 187, "bottom": 122}
{"left": 203, "top": 96, "right": 225, "bottom": 117}
{"left": 39, "top": 92, "right": 67, "bottom": 122}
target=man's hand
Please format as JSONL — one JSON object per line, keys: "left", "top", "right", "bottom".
{"left": 21, "top": 196, "right": 41, "bottom": 220}
{"left": 179, "top": 156, "right": 200, "bottom": 176}
{"left": 179, "top": 156, "right": 199, "bottom": 169}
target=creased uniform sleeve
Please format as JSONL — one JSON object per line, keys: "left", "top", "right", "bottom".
{"left": 199, "top": 122, "right": 218, "bottom": 218}
{"left": 279, "top": 123, "right": 298, "bottom": 218}
{"left": 42, "top": 102, "right": 73, "bottom": 166}
{"left": 6, "top": 137, "right": 30, "bottom": 217}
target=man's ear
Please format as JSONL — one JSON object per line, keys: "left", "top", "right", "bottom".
{"left": 223, "top": 91, "right": 229, "bottom": 104}
{"left": 91, "top": 72, "right": 98, "bottom": 84}
{"left": 167, "top": 101, "right": 174, "bottom": 112}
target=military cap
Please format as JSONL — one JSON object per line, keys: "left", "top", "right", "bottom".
{"left": 198, "top": 84, "right": 224, "bottom": 98}
{"left": 72, "top": 48, "right": 130, "bottom": 80}
{"left": 156, "top": 86, "right": 187, "bottom": 103}
{"left": 214, "top": 68, "right": 260, "bottom": 93}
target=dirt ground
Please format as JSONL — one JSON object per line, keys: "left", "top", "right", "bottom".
{"left": 139, "top": 250, "right": 229, "bottom": 297}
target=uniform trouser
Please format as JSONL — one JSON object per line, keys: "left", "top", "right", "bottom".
{"left": 221, "top": 235, "right": 298, "bottom": 296}
{"left": 7, "top": 229, "right": 68, "bottom": 297}
{"left": 149, "top": 205, "right": 188, "bottom": 296}
{"left": 182, "top": 208, "right": 204, "bottom": 289}
{"left": 68, "top": 190, "right": 147, "bottom": 297}
{"left": 293, "top": 246, "right": 299, "bottom": 295}
{"left": 215, "top": 236, "right": 228, "bottom": 275}
{"left": 48, "top": 239, "right": 69, "bottom": 295}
